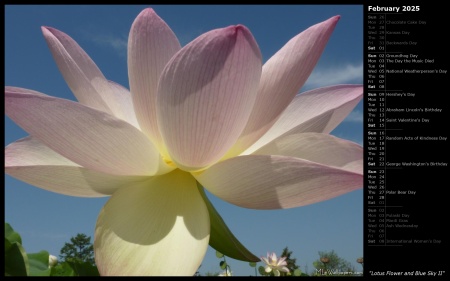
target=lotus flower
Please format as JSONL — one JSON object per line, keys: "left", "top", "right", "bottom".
{"left": 5, "top": 8, "right": 363, "bottom": 276}
{"left": 218, "top": 270, "right": 233, "bottom": 276}
{"left": 48, "top": 255, "right": 58, "bottom": 268}
{"left": 261, "top": 252, "right": 290, "bottom": 276}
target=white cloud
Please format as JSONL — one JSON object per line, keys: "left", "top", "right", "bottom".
{"left": 81, "top": 29, "right": 128, "bottom": 58}
{"left": 90, "top": 34, "right": 128, "bottom": 56}
{"left": 304, "top": 62, "right": 363, "bottom": 89}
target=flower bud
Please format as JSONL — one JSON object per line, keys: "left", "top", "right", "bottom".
{"left": 49, "top": 255, "right": 58, "bottom": 267}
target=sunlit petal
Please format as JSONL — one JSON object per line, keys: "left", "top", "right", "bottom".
{"left": 195, "top": 155, "right": 362, "bottom": 210}
{"left": 5, "top": 87, "right": 173, "bottom": 176}
{"left": 244, "top": 85, "right": 363, "bottom": 154}
{"left": 106, "top": 81, "right": 140, "bottom": 128}
{"left": 341, "top": 159, "right": 364, "bottom": 174}
{"left": 42, "top": 26, "right": 118, "bottom": 115}
{"left": 5, "top": 136, "right": 148, "bottom": 197}
{"left": 253, "top": 132, "right": 363, "bottom": 174}
{"left": 128, "top": 8, "right": 181, "bottom": 155}
{"left": 95, "top": 170, "right": 210, "bottom": 276}
{"left": 157, "top": 25, "right": 262, "bottom": 171}
{"left": 228, "top": 16, "right": 340, "bottom": 157}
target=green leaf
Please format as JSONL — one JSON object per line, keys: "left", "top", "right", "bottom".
{"left": 28, "top": 251, "right": 51, "bottom": 276}
{"left": 197, "top": 183, "right": 259, "bottom": 262}
{"left": 220, "top": 261, "right": 227, "bottom": 270}
{"left": 5, "top": 238, "right": 12, "bottom": 252}
{"left": 67, "top": 261, "right": 100, "bottom": 276}
{"left": 293, "top": 269, "right": 302, "bottom": 276}
{"left": 50, "top": 260, "right": 99, "bottom": 276}
{"left": 216, "top": 251, "right": 224, "bottom": 258}
{"left": 5, "top": 222, "right": 22, "bottom": 245}
{"left": 249, "top": 262, "right": 257, "bottom": 267}
{"left": 258, "top": 266, "right": 267, "bottom": 276}
{"left": 4, "top": 238, "right": 29, "bottom": 276}
{"left": 50, "top": 262, "right": 76, "bottom": 276}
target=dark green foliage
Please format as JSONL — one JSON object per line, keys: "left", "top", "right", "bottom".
{"left": 59, "top": 233, "right": 95, "bottom": 265}
{"left": 280, "top": 246, "right": 300, "bottom": 276}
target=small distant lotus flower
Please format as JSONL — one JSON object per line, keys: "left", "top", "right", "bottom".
{"left": 261, "top": 252, "right": 290, "bottom": 276}
{"left": 5, "top": 7, "right": 363, "bottom": 276}
{"left": 48, "top": 255, "right": 58, "bottom": 268}
{"left": 218, "top": 270, "right": 233, "bottom": 276}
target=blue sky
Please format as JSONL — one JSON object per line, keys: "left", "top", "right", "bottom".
{"left": 5, "top": 5, "right": 363, "bottom": 276}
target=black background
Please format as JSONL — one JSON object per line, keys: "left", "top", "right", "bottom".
{"left": 364, "top": 0, "right": 448, "bottom": 277}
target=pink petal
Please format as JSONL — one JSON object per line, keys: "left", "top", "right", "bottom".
{"left": 244, "top": 85, "right": 363, "bottom": 154}
{"left": 157, "top": 25, "right": 262, "bottom": 171}
{"left": 42, "top": 26, "right": 117, "bottom": 115}
{"left": 5, "top": 136, "right": 148, "bottom": 197}
{"left": 253, "top": 132, "right": 363, "bottom": 174}
{"left": 227, "top": 16, "right": 340, "bottom": 156}
{"left": 270, "top": 252, "right": 277, "bottom": 263}
{"left": 194, "top": 155, "right": 362, "bottom": 210}
{"left": 5, "top": 87, "right": 173, "bottom": 176}
{"left": 278, "top": 256, "right": 288, "bottom": 266}
{"left": 128, "top": 8, "right": 181, "bottom": 156}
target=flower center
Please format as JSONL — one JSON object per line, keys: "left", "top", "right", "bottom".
{"left": 162, "top": 157, "right": 177, "bottom": 168}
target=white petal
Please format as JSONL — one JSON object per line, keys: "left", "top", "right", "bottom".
{"left": 106, "top": 81, "right": 140, "bottom": 129}
{"left": 5, "top": 87, "right": 173, "bottom": 176}
{"left": 5, "top": 136, "right": 148, "bottom": 197}
{"left": 341, "top": 159, "right": 364, "bottom": 174}
{"left": 261, "top": 257, "right": 270, "bottom": 265}
{"left": 42, "top": 28, "right": 139, "bottom": 127}
{"left": 128, "top": 8, "right": 181, "bottom": 155}
{"left": 157, "top": 25, "right": 262, "bottom": 171}
{"left": 278, "top": 256, "right": 287, "bottom": 266}
{"left": 94, "top": 170, "right": 210, "bottom": 276}
{"left": 244, "top": 85, "right": 363, "bottom": 154}
{"left": 42, "top": 27, "right": 118, "bottom": 115}
{"left": 253, "top": 132, "right": 363, "bottom": 174}
{"left": 229, "top": 16, "right": 340, "bottom": 156}
{"left": 194, "top": 155, "right": 362, "bottom": 210}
